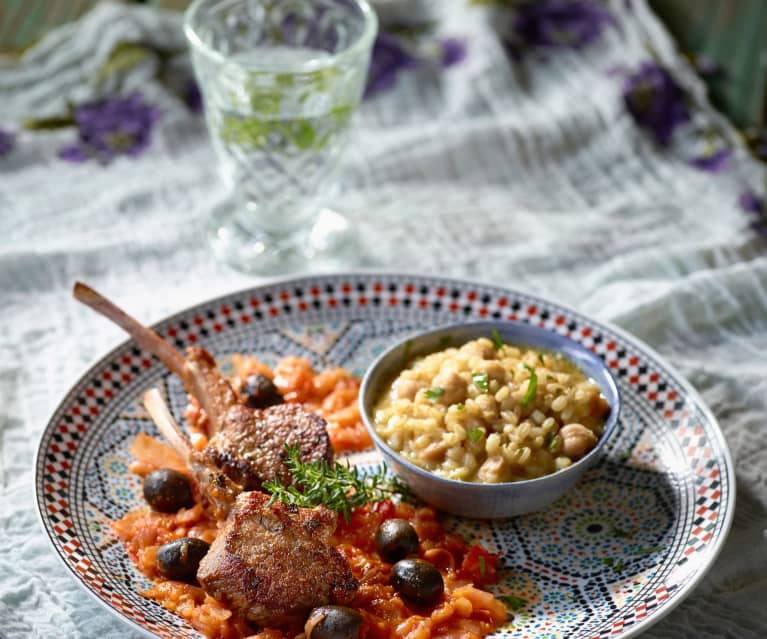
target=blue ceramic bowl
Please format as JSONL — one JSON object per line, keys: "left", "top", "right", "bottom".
{"left": 359, "top": 321, "right": 621, "bottom": 519}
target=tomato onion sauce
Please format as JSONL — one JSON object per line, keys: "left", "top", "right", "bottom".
{"left": 185, "top": 355, "right": 372, "bottom": 453}
{"left": 113, "top": 434, "right": 508, "bottom": 639}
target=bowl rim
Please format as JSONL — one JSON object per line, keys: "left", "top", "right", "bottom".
{"left": 359, "top": 319, "right": 621, "bottom": 490}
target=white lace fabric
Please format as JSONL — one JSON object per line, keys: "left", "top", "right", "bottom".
{"left": 0, "top": 1, "right": 765, "bottom": 637}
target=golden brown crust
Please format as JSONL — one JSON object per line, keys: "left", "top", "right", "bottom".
{"left": 197, "top": 492, "right": 358, "bottom": 630}
{"left": 198, "top": 403, "right": 333, "bottom": 492}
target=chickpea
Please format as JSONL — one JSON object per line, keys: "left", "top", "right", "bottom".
{"left": 433, "top": 369, "right": 466, "bottom": 405}
{"left": 560, "top": 423, "right": 598, "bottom": 459}
{"left": 393, "top": 377, "right": 425, "bottom": 401}
{"left": 482, "top": 360, "right": 506, "bottom": 383}
{"left": 460, "top": 337, "right": 496, "bottom": 360}
{"left": 476, "top": 454, "right": 511, "bottom": 483}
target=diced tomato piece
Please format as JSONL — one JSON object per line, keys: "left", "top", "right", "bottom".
{"left": 458, "top": 544, "right": 501, "bottom": 586}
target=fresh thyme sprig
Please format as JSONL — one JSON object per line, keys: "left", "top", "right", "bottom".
{"left": 263, "top": 445, "right": 413, "bottom": 522}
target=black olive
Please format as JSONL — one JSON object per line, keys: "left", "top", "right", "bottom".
{"left": 375, "top": 519, "right": 419, "bottom": 563}
{"left": 156, "top": 537, "right": 210, "bottom": 583}
{"left": 390, "top": 559, "right": 444, "bottom": 607}
{"left": 241, "top": 373, "right": 284, "bottom": 409}
{"left": 305, "top": 606, "right": 363, "bottom": 639}
{"left": 143, "top": 469, "right": 195, "bottom": 513}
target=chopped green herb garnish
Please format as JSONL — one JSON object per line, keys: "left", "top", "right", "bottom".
{"left": 632, "top": 545, "right": 666, "bottom": 556}
{"left": 545, "top": 432, "right": 560, "bottom": 451}
{"left": 602, "top": 557, "right": 625, "bottom": 573}
{"left": 491, "top": 329, "right": 504, "bottom": 351}
{"left": 619, "top": 447, "right": 634, "bottom": 461}
{"left": 611, "top": 526, "right": 636, "bottom": 539}
{"left": 455, "top": 402, "right": 465, "bottom": 411}
{"left": 521, "top": 364, "right": 538, "bottom": 406}
{"left": 546, "top": 374, "right": 555, "bottom": 381}
{"left": 263, "top": 445, "right": 412, "bottom": 523}
{"left": 538, "top": 353, "right": 545, "bottom": 365}
{"left": 478, "top": 555, "right": 486, "bottom": 577}
{"left": 498, "top": 595, "right": 526, "bottom": 612}
{"left": 472, "top": 372, "right": 489, "bottom": 393}
{"left": 467, "top": 428, "right": 484, "bottom": 442}
{"left": 424, "top": 387, "right": 445, "bottom": 401}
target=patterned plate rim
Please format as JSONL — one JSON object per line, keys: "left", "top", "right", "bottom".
{"left": 34, "top": 271, "right": 736, "bottom": 639}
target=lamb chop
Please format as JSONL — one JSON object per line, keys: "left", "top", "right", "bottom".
{"left": 73, "top": 282, "right": 333, "bottom": 516}
{"left": 197, "top": 491, "right": 358, "bottom": 630}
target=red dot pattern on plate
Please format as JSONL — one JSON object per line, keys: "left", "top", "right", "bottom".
{"left": 37, "top": 277, "right": 728, "bottom": 639}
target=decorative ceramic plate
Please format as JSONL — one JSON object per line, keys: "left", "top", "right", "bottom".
{"left": 35, "top": 273, "right": 734, "bottom": 639}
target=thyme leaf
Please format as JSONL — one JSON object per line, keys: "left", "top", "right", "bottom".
{"left": 263, "top": 445, "right": 412, "bottom": 523}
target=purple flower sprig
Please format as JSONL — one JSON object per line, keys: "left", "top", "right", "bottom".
{"left": 512, "top": 0, "right": 614, "bottom": 50}
{"left": 0, "top": 129, "right": 15, "bottom": 157}
{"left": 739, "top": 181, "right": 767, "bottom": 236}
{"left": 622, "top": 61, "right": 690, "bottom": 147}
{"left": 365, "top": 32, "right": 467, "bottom": 99}
{"left": 690, "top": 145, "right": 732, "bottom": 174}
{"left": 58, "top": 93, "right": 160, "bottom": 165}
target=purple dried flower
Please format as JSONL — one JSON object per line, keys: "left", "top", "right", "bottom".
{"left": 0, "top": 128, "right": 15, "bottom": 157}
{"left": 441, "top": 38, "right": 467, "bottom": 68}
{"left": 184, "top": 80, "right": 203, "bottom": 114}
{"left": 739, "top": 190, "right": 764, "bottom": 215}
{"left": 623, "top": 62, "right": 690, "bottom": 147}
{"left": 58, "top": 93, "right": 160, "bottom": 164}
{"left": 740, "top": 190, "right": 767, "bottom": 236}
{"left": 690, "top": 147, "right": 732, "bottom": 173}
{"left": 365, "top": 33, "right": 418, "bottom": 98}
{"left": 513, "top": 0, "right": 614, "bottom": 50}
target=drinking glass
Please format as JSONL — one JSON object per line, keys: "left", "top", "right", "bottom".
{"left": 185, "top": 0, "right": 377, "bottom": 274}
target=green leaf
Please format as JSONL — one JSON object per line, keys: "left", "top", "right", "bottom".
{"left": 498, "top": 595, "right": 526, "bottom": 611}
{"left": 22, "top": 115, "right": 75, "bottom": 130}
{"left": 97, "top": 42, "right": 154, "bottom": 81}
{"left": 467, "top": 428, "right": 484, "bottom": 442}
{"left": 521, "top": 364, "right": 537, "bottom": 406}
{"left": 472, "top": 372, "right": 489, "bottom": 393}
{"left": 424, "top": 387, "right": 445, "bottom": 402}
{"left": 632, "top": 545, "right": 666, "bottom": 556}
{"left": 602, "top": 557, "right": 625, "bottom": 572}
{"left": 292, "top": 120, "right": 316, "bottom": 150}
{"left": 610, "top": 526, "right": 636, "bottom": 539}
{"left": 491, "top": 329, "right": 504, "bottom": 350}
{"left": 455, "top": 403, "right": 465, "bottom": 411}
{"left": 538, "top": 353, "right": 545, "bottom": 365}
{"left": 545, "top": 431, "right": 560, "bottom": 451}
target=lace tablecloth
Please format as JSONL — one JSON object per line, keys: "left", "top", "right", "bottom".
{"left": 1, "top": 1, "right": 765, "bottom": 637}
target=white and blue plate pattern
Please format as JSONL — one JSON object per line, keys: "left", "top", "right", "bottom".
{"left": 35, "top": 274, "right": 734, "bottom": 639}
